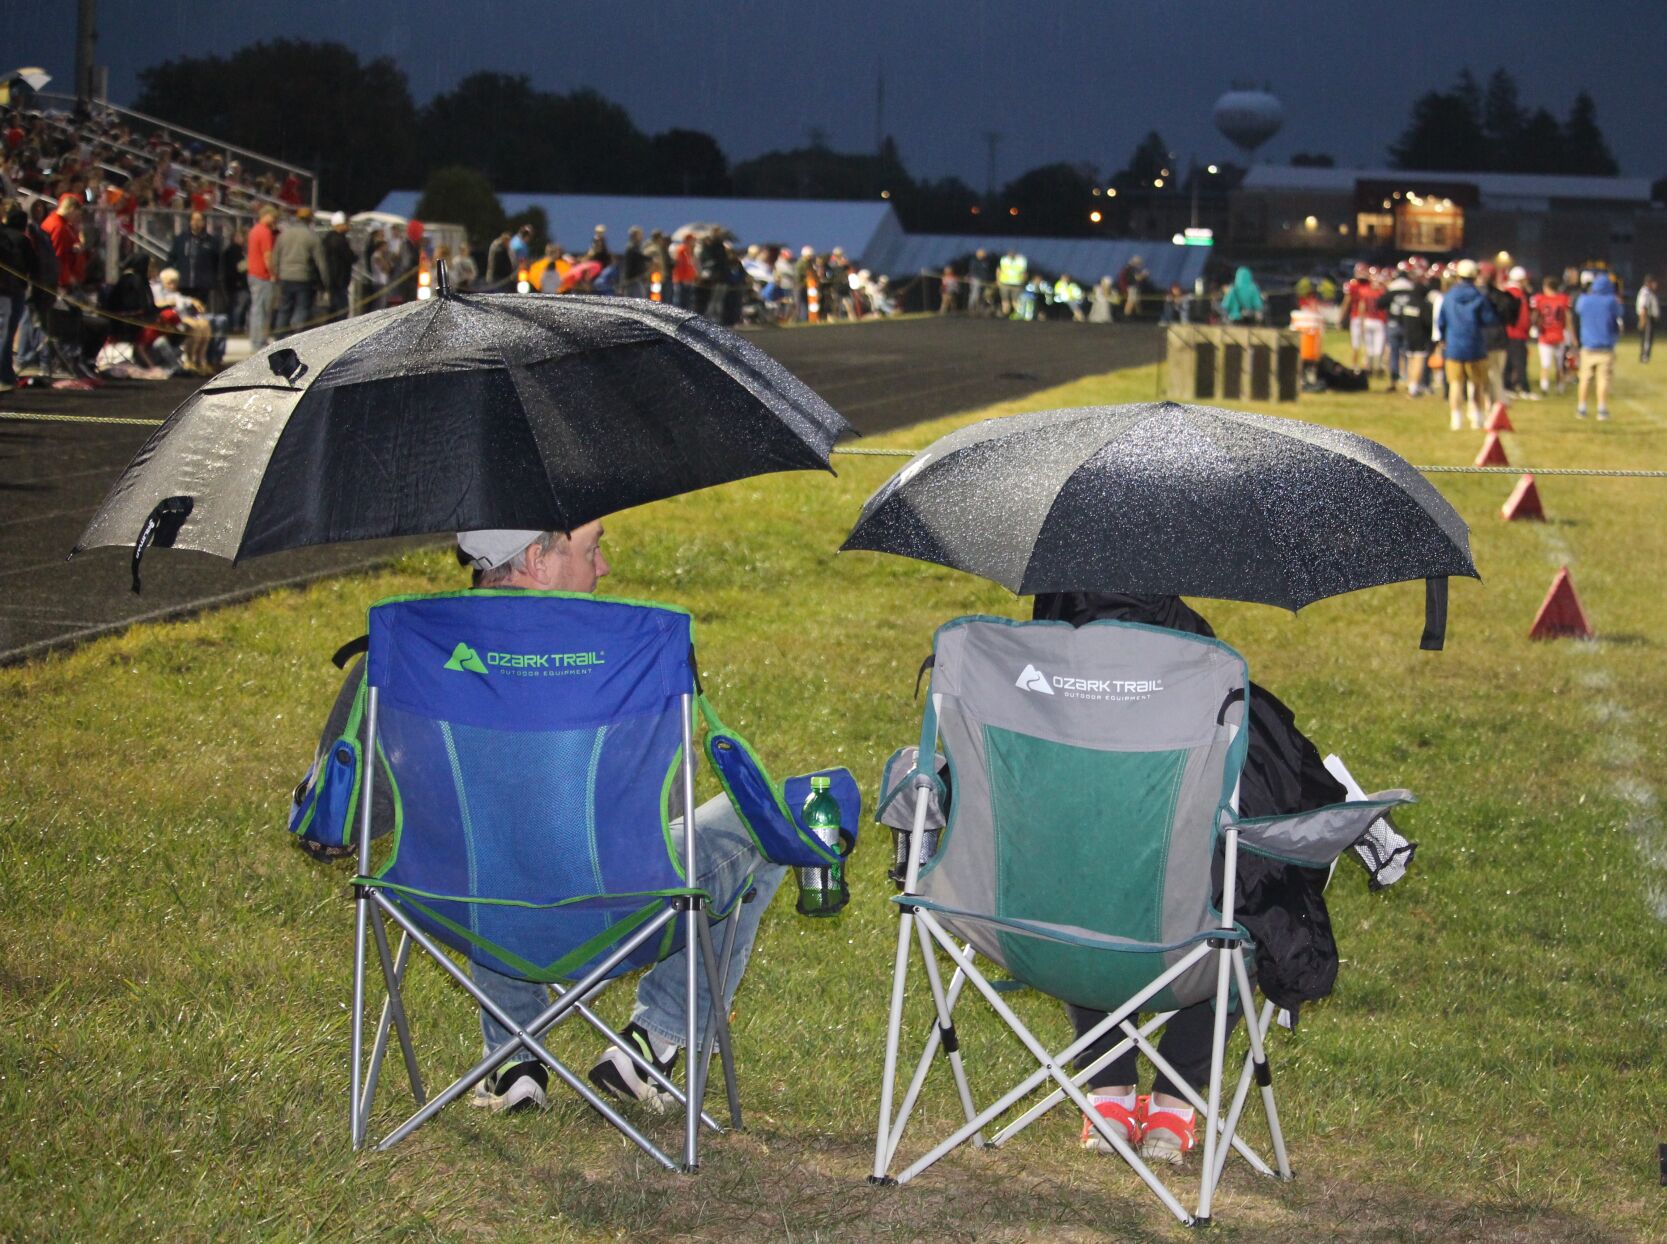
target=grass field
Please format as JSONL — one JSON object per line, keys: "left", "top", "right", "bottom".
{"left": 2, "top": 331, "right": 1665, "bottom": 1242}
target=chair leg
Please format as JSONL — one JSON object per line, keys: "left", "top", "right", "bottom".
{"left": 349, "top": 892, "right": 370, "bottom": 1150}
{"left": 1194, "top": 944, "right": 1235, "bottom": 1224}
{"left": 1235, "top": 957, "right": 1291, "bottom": 1179}
{"left": 694, "top": 915, "right": 743, "bottom": 1129}
{"left": 882, "top": 948, "right": 972, "bottom": 1171}
{"left": 361, "top": 921, "right": 424, "bottom": 1128}
{"left": 912, "top": 917, "right": 982, "bottom": 1146}
{"left": 871, "top": 908, "right": 916, "bottom": 1181}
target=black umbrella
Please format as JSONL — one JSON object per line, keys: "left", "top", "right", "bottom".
{"left": 841, "top": 402, "right": 1478, "bottom": 648}
{"left": 77, "top": 273, "right": 851, "bottom": 584}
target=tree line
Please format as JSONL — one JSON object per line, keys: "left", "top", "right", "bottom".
{"left": 132, "top": 41, "right": 1632, "bottom": 239}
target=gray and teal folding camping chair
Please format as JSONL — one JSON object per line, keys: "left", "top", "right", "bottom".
{"left": 869, "top": 616, "right": 1410, "bottom": 1225}
{"left": 342, "top": 590, "right": 858, "bottom": 1168}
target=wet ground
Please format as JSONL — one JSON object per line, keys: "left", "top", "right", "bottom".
{"left": 0, "top": 318, "right": 1161, "bottom": 662}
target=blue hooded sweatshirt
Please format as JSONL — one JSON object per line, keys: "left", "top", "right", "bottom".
{"left": 1575, "top": 275, "right": 1623, "bottom": 351}
{"left": 1436, "top": 281, "right": 1496, "bottom": 362}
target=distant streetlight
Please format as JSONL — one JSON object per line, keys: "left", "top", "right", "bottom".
{"left": 880, "top": 189, "right": 891, "bottom": 199}
{"left": 970, "top": 204, "right": 981, "bottom": 215}
{"left": 1153, "top": 177, "right": 1165, "bottom": 188}
{"left": 1207, "top": 164, "right": 1219, "bottom": 174}
{"left": 1009, "top": 206, "right": 1019, "bottom": 216}
{"left": 1106, "top": 188, "right": 1118, "bottom": 198}
{"left": 1089, "top": 210, "right": 1102, "bottom": 223}
{"left": 1304, "top": 215, "right": 1318, "bottom": 231}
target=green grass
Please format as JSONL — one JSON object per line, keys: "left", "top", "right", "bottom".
{"left": 3, "top": 331, "right": 1666, "bottom": 1241}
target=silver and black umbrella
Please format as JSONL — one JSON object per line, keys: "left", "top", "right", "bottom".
{"left": 841, "top": 402, "right": 1478, "bottom": 647}
{"left": 77, "top": 274, "right": 851, "bottom": 585}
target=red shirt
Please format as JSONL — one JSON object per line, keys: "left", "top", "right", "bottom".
{"left": 672, "top": 242, "right": 696, "bottom": 283}
{"left": 1345, "top": 278, "right": 1375, "bottom": 320}
{"left": 247, "top": 220, "right": 276, "bottom": 281}
{"left": 1531, "top": 292, "right": 1570, "bottom": 345}
{"left": 42, "top": 211, "right": 84, "bottom": 286}
{"left": 1504, "top": 285, "right": 1533, "bottom": 340}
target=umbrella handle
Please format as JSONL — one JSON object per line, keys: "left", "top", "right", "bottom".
{"left": 131, "top": 496, "right": 194, "bottom": 595}
{"left": 1420, "top": 577, "right": 1448, "bottom": 651}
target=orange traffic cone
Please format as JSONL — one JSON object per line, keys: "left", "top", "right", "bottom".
{"left": 1475, "top": 431, "right": 1509, "bottom": 467}
{"left": 1485, "top": 402, "right": 1514, "bottom": 432}
{"left": 1501, "top": 474, "right": 1544, "bottom": 521}
{"left": 1528, "top": 567, "right": 1593, "bottom": 640}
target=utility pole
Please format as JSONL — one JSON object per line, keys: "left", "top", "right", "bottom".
{"left": 982, "top": 130, "right": 1002, "bottom": 202}
{"left": 875, "top": 60, "right": 885, "bottom": 157}
{"left": 75, "top": 0, "right": 98, "bottom": 113}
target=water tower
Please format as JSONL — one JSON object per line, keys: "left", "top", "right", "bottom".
{"left": 1213, "top": 88, "right": 1284, "bottom": 159}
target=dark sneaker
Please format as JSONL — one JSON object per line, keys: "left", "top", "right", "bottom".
{"left": 470, "top": 1060, "right": 549, "bottom": 1114}
{"left": 587, "top": 1022, "right": 678, "bottom": 1111}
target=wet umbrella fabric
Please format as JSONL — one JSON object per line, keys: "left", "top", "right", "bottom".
{"left": 841, "top": 402, "right": 1477, "bottom": 643}
{"left": 77, "top": 291, "right": 851, "bottom": 570}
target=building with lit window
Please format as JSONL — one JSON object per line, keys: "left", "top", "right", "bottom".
{"left": 1227, "top": 165, "right": 1664, "bottom": 280}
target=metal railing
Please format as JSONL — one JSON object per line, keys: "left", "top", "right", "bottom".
{"left": 34, "top": 91, "right": 318, "bottom": 211}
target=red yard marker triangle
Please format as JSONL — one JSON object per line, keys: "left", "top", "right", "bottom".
{"left": 1475, "top": 431, "right": 1510, "bottom": 467}
{"left": 1529, "top": 566, "right": 1593, "bottom": 640}
{"left": 1485, "top": 402, "right": 1514, "bottom": 432}
{"left": 1501, "top": 473, "right": 1545, "bottom": 521}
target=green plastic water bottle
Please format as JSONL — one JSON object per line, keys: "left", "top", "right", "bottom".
{"left": 795, "top": 776, "right": 846, "bottom": 917}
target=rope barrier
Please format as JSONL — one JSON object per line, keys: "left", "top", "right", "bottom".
{"left": 0, "top": 419, "right": 1650, "bottom": 482}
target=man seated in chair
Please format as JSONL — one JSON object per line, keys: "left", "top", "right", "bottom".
{"left": 310, "top": 524, "right": 789, "bottom": 1114}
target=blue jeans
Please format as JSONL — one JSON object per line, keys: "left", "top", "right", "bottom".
{"left": 277, "top": 281, "right": 313, "bottom": 337}
{"left": 471, "top": 794, "right": 787, "bottom": 1066}
{"left": 248, "top": 277, "right": 274, "bottom": 349}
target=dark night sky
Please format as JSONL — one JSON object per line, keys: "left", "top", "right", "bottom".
{"left": 17, "top": 1, "right": 1667, "bottom": 188}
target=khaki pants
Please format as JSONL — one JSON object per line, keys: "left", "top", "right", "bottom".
{"left": 1577, "top": 348, "right": 1614, "bottom": 414}
{"left": 1444, "top": 357, "right": 1490, "bottom": 424}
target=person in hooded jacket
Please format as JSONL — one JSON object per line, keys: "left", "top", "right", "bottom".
{"left": 1220, "top": 266, "right": 1264, "bottom": 325}
{"left": 1435, "top": 259, "right": 1498, "bottom": 431}
{"left": 1572, "top": 273, "right": 1623, "bottom": 421}
{"left": 0, "top": 201, "right": 37, "bottom": 390}
{"left": 1030, "top": 590, "right": 1351, "bottom": 1167}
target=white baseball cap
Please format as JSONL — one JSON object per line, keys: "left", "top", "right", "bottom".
{"left": 456, "top": 529, "right": 544, "bottom": 570}
{"left": 1454, "top": 259, "right": 1478, "bottom": 279}
{"left": 1508, "top": 265, "right": 1528, "bottom": 282}
{"left": 329, "top": 210, "right": 347, "bottom": 227}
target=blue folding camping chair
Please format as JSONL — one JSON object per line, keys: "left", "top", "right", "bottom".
{"left": 342, "top": 590, "right": 858, "bottom": 1169}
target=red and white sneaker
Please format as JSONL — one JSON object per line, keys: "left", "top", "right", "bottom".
{"left": 1138, "top": 1096, "right": 1197, "bottom": 1165}
{"left": 1079, "top": 1096, "right": 1142, "bottom": 1154}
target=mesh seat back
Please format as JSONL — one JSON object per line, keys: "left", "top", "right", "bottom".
{"left": 918, "top": 616, "right": 1248, "bottom": 1011}
{"left": 365, "top": 591, "right": 696, "bottom": 982}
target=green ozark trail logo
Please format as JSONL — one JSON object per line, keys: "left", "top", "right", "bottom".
{"left": 442, "top": 642, "right": 606, "bottom": 677}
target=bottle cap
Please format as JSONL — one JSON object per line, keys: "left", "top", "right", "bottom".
{"left": 810, "top": 775, "right": 831, "bottom": 791}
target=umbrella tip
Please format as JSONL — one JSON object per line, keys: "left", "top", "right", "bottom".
{"left": 435, "top": 259, "right": 450, "bottom": 299}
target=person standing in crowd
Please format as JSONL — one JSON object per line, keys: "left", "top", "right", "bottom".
{"left": 246, "top": 204, "right": 278, "bottom": 349}
{"left": 587, "top": 225, "right": 612, "bottom": 271}
{"left": 449, "top": 236, "right": 478, "bottom": 290}
{"left": 1344, "top": 263, "right": 1374, "bottom": 370}
{"left": 966, "top": 248, "right": 994, "bottom": 316}
{"left": 822, "top": 246, "right": 851, "bottom": 321}
{"left": 1053, "top": 272, "right": 1085, "bottom": 321}
{"left": 1501, "top": 266, "right": 1535, "bottom": 399}
{"left": 508, "top": 223, "right": 533, "bottom": 274}
{"left": 1531, "top": 275, "right": 1571, "bottom": 395}
{"left": 791, "top": 245, "right": 816, "bottom": 321}
{"left": 485, "top": 230, "right": 513, "bottom": 290}
{"left": 1477, "top": 261, "right": 1515, "bottom": 402}
{"left": 321, "top": 211, "right": 355, "bottom": 323}
{"left": 696, "top": 230, "right": 727, "bottom": 319}
{"left": 1387, "top": 266, "right": 1433, "bottom": 396}
{"left": 270, "top": 207, "right": 327, "bottom": 337}
{"left": 0, "top": 200, "right": 36, "bottom": 393}
{"left": 1436, "top": 258, "right": 1498, "bottom": 431}
{"left": 167, "top": 211, "right": 221, "bottom": 313}
{"left": 1089, "top": 276, "right": 1115, "bottom": 323}
{"left": 1117, "top": 255, "right": 1146, "bottom": 320}
{"left": 938, "top": 265, "right": 961, "bottom": 314}
{"left": 996, "top": 248, "right": 1027, "bottom": 319}
{"left": 619, "top": 226, "right": 650, "bottom": 300}
{"left": 672, "top": 234, "right": 699, "bottom": 311}
{"left": 1637, "top": 275, "right": 1658, "bottom": 364}
{"left": 220, "top": 225, "right": 248, "bottom": 334}
{"left": 41, "top": 193, "right": 85, "bottom": 292}
{"left": 1220, "top": 266, "right": 1264, "bottom": 325}
{"left": 1572, "top": 273, "right": 1623, "bottom": 421}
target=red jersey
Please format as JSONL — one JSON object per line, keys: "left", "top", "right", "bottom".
{"left": 1531, "top": 292, "right": 1570, "bottom": 345}
{"left": 1345, "top": 278, "right": 1375, "bottom": 320}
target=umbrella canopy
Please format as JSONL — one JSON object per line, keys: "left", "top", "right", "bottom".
{"left": 841, "top": 402, "right": 1477, "bottom": 643}
{"left": 78, "top": 287, "right": 851, "bottom": 574}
